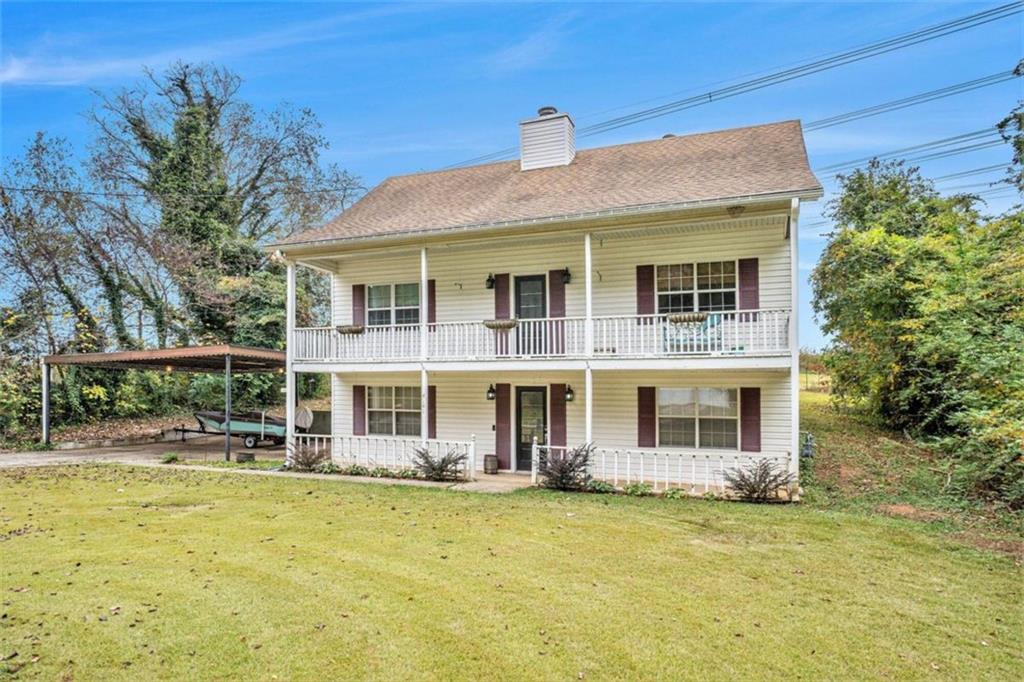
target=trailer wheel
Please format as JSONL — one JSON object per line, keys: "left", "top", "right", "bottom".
{"left": 243, "top": 435, "right": 258, "bottom": 449}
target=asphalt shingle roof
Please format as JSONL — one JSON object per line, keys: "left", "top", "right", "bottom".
{"left": 277, "top": 119, "right": 821, "bottom": 246}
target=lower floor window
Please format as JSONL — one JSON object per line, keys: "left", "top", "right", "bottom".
{"left": 367, "top": 386, "right": 421, "bottom": 436}
{"left": 657, "top": 387, "right": 738, "bottom": 449}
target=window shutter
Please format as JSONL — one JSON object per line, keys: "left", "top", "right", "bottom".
{"left": 494, "top": 274, "right": 510, "bottom": 319}
{"left": 428, "top": 385, "right": 437, "bottom": 439}
{"left": 495, "top": 383, "right": 512, "bottom": 469}
{"left": 548, "top": 270, "right": 566, "bottom": 354}
{"left": 738, "top": 258, "right": 759, "bottom": 310}
{"left": 352, "top": 284, "right": 366, "bottom": 326}
{"left": 549, "top": 384, "right": 567, "bottom": 447}
{"left": 636, "top": 265, "right": 655, "bottom": 316}
{"left": 352, "top": 385, "right": 366, "bottom": 436}
{"left": 740, "top": 387, "right": 761, "bottom": 452}
{"left": 427, "top": 279, "right": 436, "bottom": 325}
{"left": 637, "top": 386, "right": 656, "bottom": 447}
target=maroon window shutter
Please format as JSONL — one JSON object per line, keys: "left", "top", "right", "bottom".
{"left": 427, "top": 385, "right": 437, "bottom": 439}
{"left": 738, "top": 258, "right": 759, "bottom": 310}
{"left": 548, "top": 270, "right": 566, "bottom": 354}
{"left": 637, "top": 386, "right": 656, "bottom": 447}
{"left": 636, "top": 265, "right": 655, "bottom": 317}
{"left": 549, "top": 384, "right": 567, "bottom": 447}
{"left": 740, "top": 387, "right": 761, "bottom": 452}
{"left": 352, "top": 385, "right": 366, "bottom": 436}
{"left": 352, "top": 284, "right": 366, "bottom": 326}
{"left": 427, "top": 279, "right": 436, "bottom": 324}
{"left": 494, "top": 274, "right": 510, "bottom": 319}
{"left": 495, "top": 384, "right": 512, "bottom": 469}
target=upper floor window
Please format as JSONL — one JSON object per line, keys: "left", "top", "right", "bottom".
{"left": 657, "top": 387, "right": 738, "bottom": 449}
{"left": 656, "top": 261, "right": 736, "bottom": 313}
{"left": 367, "top": 386, "right": 421, "bottom": 436}
{"left": 367, "top": 283, "right": 419, "bottom": 327}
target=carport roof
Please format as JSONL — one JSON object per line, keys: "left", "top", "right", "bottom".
{"left": 43, "top": 345, "right": 285, "bottom": 374}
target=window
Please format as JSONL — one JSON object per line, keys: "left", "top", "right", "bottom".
{"left": 656, "top": 261, "right": 736, "bottom": 313}
{"left": 367, "top": 386, "right": 421, "bottom": 436}
{"left": 658, "top": 387, "right": 738, "bottom": 449}
{"left": 367, "top": 283, "right": 420, "bottom": 327}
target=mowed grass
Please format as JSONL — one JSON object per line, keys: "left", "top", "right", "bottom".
{"left": 2, "top": 465, "right": 1021, "bottom": 680}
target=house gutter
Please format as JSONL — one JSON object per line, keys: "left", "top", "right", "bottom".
{"left": 267, "top": 187, "right": 824, "bottom": 257}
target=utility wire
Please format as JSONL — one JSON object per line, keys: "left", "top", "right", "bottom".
{"left": 933, "top": 164, "right": 1009, "bottom": 181}
{"left": 804, "top": 66, "right": 1021, "bottom": 131}
{"left": 444, "top": 2, "right": 1024, "bottom": 168}
{"left": 816, "top": 128, "right": 1003, "bottom": 172}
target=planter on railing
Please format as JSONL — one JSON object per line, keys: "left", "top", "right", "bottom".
{"left": 482, "top": 319, "right": 518, "bottom": 330}
{"left": 335, "top": 324, "right": 365, "bottom": 335}
{"left": 666, "top": 312, "right": 708, "bottom": 325}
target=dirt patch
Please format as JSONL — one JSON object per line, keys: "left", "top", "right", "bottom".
{"left": 876, "top": 503, "right": 950, "bottom": 523}
{"left": 952, "top": 532, "right": 1024, "bottom": 563}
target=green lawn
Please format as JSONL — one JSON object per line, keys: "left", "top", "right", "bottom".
{"left": 2, "top": 462, "right": 1021, "bottom": 680}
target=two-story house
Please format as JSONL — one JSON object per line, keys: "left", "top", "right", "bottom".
{"left": 271, "top": 108, "right": 821, "bottom": 492}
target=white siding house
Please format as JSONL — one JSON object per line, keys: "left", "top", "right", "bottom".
{"left": 272, "top": 109, "right": 822, "bottom": 492}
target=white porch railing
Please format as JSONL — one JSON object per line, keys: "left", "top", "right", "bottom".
{"left": 531, "top": 441, "right": 790, "bottom": 494}
{"left": 293, "top": 309, "right": 788, "bottom": 363}
{"left": 296, "top": 434, "right": 476, "bottom": 480}
{"left": 591, "top": 310, "right": 789, "bottom": 357}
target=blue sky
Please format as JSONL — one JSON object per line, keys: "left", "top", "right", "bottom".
{"left": 2, "top": 1, "right": 1021, "bottom": 349}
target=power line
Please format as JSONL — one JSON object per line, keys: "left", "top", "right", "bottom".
{"left": 933, "top": 164, "right": 1009, "bottom": 181}
{"left": 0, "top": 183, "right": 360, "bottom": 200}
{"left": 804, "top": 67, "right": 1021, "bottom": 131}
{"left": 444, "top": 2, "right": 1023, "bottom": 168}
{"left": 816, "top": 128, "right": 1003, "bottom": 173}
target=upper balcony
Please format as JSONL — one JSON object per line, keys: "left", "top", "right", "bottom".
{"left": 293, "top": 309, "right": 789, "bottom": 364}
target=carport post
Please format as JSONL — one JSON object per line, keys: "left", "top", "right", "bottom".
{"left": 224, "top": 354, "right": 232, "bottom": 461}
{"left": 40, "top": 359, "right": 50, "bottom": 446}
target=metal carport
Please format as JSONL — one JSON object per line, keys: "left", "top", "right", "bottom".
{"left": 40, "top": 345, "right": 286, "bottom": 460}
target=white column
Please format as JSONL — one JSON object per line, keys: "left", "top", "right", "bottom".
{"left": 40, "top": 359, "right": 50, "bottom": 446}
{"left": 420, "top": 247, "right": 428, "bottom": 360}
{"left": 285, "top": 261, "right": 297, "bottom": 465}
{"left": 584, "top": 232, "right": 593, "bottom": 357}
{"left": 420, "top": 366, "right": 429, "bottom": 446}
{"left": 788, "top": 198, "right": 801, "bottom": 485}
{"left": 585, "top": 365, "right": 593, "bottom": 444}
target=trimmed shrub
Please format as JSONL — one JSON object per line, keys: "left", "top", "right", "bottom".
{"left": 538, "top": 443, "right": 594, "bottom": 491}
{"left": 723, "top": 459, "right": 795, "bottom": 503}
{"left": 585, "top": 479, "right": 617, "bottom": 494}
{"left": 663, "top": 487, "right": 688, "bottom": 500}
{"left": 623, "top": 482, "right": 653, "bottom": 497}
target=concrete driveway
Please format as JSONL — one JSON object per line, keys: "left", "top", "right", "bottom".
{"left": 0, "top": 435, "right": 285, "bottom": 468}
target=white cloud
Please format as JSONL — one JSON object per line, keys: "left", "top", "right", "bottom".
{"left": 0, "top": 5, "right": 426, "bottom": 86}
{"left": 482, "top": 13, "right": 576, "bottom": 75}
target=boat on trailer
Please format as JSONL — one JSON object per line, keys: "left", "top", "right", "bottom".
{"left": 193, "top": 411, "right": 288, "bottom": 449}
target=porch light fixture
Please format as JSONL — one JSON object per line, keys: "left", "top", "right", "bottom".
{"left": 565, "top": 385, "right": 575, "bottom": 402}
{"left": 561, "top": 268, "right": 571, "bottom": 284}
{"left": 486, "top": 384, "right": 497, "bottom": 401}
{"left": 164, "top": 365, "right": 174, "bottom": 373}
{"left": 485, "top": 274, "right": 496, "bottom": 289}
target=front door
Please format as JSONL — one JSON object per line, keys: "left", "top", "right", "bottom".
{"left": 516, "top": 386, "right": 547, "bottom": 472}
{"left": 515, "top": 275, "right": 546, "bottom": 355}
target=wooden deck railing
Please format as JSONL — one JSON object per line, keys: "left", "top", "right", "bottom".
{"left": 293, "top": 309, "right": 789, "bottom": 363}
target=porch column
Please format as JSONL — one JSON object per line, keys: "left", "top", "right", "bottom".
{"left": 420, "top": 366, "right": 429, "bottom": 446}
{"left": 40, "top": 359, "right": 50, "bottom": 446}
{"left": 420, "top": 247, "right": 428, "bottom": 360}
{"left": 788, "top": 198, "right": 801, "bottom": 482}
{"left": 285, "top": 260, "right": 297, "bottom": 466}
{"left": 224, "top": 354, "right": 232, "bottom": 461}
{"left": 585, "top": 365, "right": 593, "bottom": 444}
{"left": 584, "top": 232, "right": 593, "bottom": 357}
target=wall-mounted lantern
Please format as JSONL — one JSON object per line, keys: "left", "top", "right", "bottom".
{"left": 485, "top": 274, "right": 496, "bottom": 289}
{"left": 564, "top": 385, "right": 575, "bottom": 402}
{"left": 561, "top": 268, "right": 572, "bottom": 284}
{"left": 486, "top": 384, "right": 497, "bottom": 401}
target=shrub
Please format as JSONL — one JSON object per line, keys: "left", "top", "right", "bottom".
{"left": 369, "top": 467, "right": 391, "bottom": 478}
{"left": 160, "top": 453, "right": 180, "bottom": 464}
{"left": 395, "top": 469, "right": 420, "bottom": 479}
{"left": 538, "top": 443, "right": 594, "bottom": 491}
{"left": 723, "top": 459, "right": 795, "bottom": 503}
{"left": 342, "top": 464, "right": 370, "bottom": 477}
{"left": 623, "top": 482, "right": 653, "bottom": 497}
{"left": 313, "top": 461, "right": 339, "bottom": 474}
{"left": 586, "top": 479, "right": 617, "bottom": 494}
{"left": 291, "top": 446, "right": 328, "bottom": 472}
{"left": 663, "top": 487, "right": 688, "bottom": 500}
{"left": 412, "top": 447, "right": 467, "bottom": 482}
